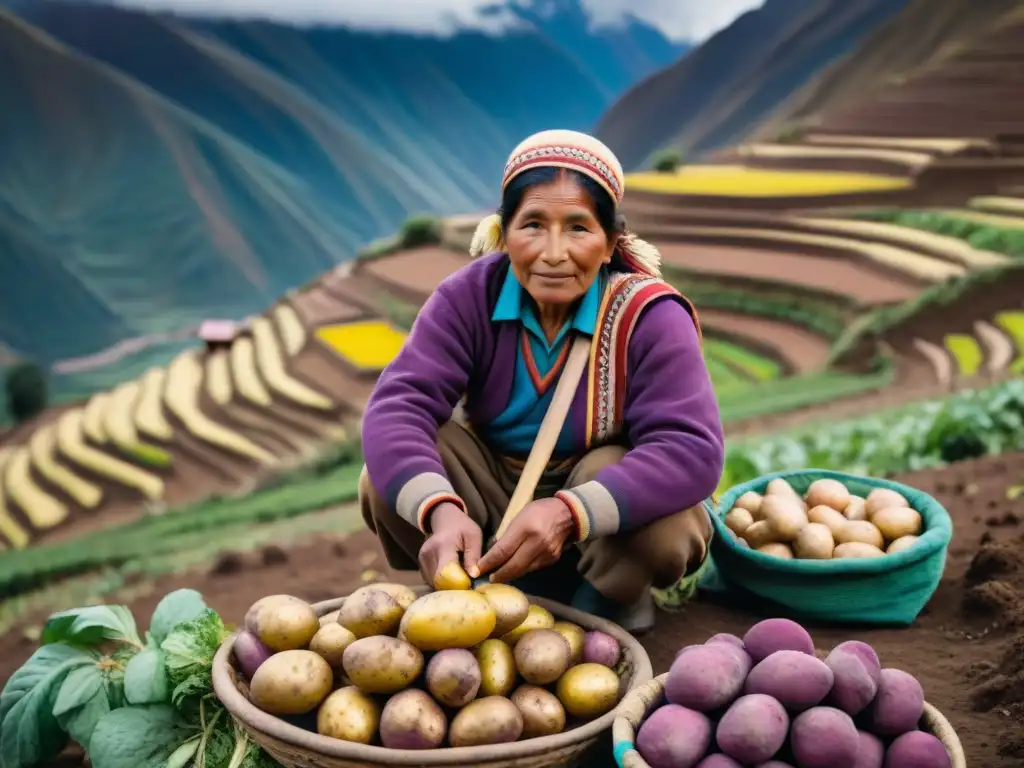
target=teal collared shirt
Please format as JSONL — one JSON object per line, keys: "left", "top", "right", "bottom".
{"left": 481, "top": 266, "right": 606, "bottom": 456}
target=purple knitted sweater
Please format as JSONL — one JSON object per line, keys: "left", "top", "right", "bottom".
{"left": 361, "top": 252, "right": 725, "bottom": 541}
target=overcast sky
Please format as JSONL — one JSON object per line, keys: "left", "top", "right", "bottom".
{"left": 87, "top": 0, "right": 765, "bottom": 41}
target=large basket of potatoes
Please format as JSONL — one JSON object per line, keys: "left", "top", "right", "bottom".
{"left": 212, "top": 583, "right": 653, "bottom": 768}
{"left": 708, "top": 469, "right": 953, "bottom": 625}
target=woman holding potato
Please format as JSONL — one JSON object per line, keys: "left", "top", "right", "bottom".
{"left": 358, "top": 130, "right": 724, "bottom": 634}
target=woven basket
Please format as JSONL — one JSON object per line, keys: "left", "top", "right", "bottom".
{"left": 213, "top": 589, "right": 653, "bottom": 768}
{"left": 611, "top": 673, "right": 967, "bottom": 768}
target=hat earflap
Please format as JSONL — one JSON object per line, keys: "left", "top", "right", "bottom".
{"left": 469, "top": 213, "right": 504, "bottom": 257}
{"left": 617, "top": 231, "right": 663, "bottom": 277}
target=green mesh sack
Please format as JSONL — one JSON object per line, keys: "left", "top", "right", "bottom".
{"left": 703, "top": 469, "right": 953, "bottom": 626}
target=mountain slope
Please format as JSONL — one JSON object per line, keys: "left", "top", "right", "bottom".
{"left": 1, "top": 0, "right": 684, "bottom": 366}
{"left": 595, "top": 0, "right": 911, "bottom": 169}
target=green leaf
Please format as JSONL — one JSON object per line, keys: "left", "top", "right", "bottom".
{"left": 166, "top": 735, "right": 201, "bottom": 768}
{"left": 42, "top": 605, "right": 141, "bottom": 648}
{"left": 53, "top": 663, "right": 111, "bottom": 747}
{"left": 0, "top": 644, "right": 93, "bottom": 768}
{"left": 161, "top": 609, "right": 229, "bottom": 711}
{"left": 124, "top": 646, "right": 169, "bottom": 705}
{"left": 88, "top": 704, "right": 195, "bottom": 768}
{"left": 148, "top": 589, "right": 208, "bottom": 645}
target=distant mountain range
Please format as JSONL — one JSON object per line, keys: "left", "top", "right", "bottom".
{"left": 0, "top": 0, "right": 685, "bottom": 365}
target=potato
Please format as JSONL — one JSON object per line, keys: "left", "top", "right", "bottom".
{"left": 867, "top": 668, "right": 924, "bottom": 736}
{"left": 250, "top": 649, "right": 333, "bottom": 715}
{"left": 725, "top": 507, "right": 754, "bottom": 535}
{"left": 582, "top": 631, "right": 622, "bottom": 668}
{"left": 887, "top": 535, "right": 920, "bottom": 554}
{"left": 741, "top": 520, "right": 776, "bottom": 549}
{"left": 761, "top": 495, "right": 809, "bottom": 542}
{"left": 556, "top": 663, "right": 621, "bottom": 719}
{"left": 805, "top": 479, "right": 851, "bottom": 512}
{"left": 515, "top": 629, "right": 572, "bottom": 685}
{"left": 551, "top": 622, "right": 586, "bottom": 665}
{"left": 844, "top": 495, "right": 868, "bottom": 521}
{"left": 475, "top": 583, "right": 530, "bottom": 637}
{"left": 743, "top": 618, "right": 815, "bottom": 663}
{"left": 434, "top": 561, "right": 472, "bottom": 590}
{"left": 883, "top": 731, "right": 951, "bottom": 768}
{"left": 791, "top": 706, "right": 859, "bottom": 768}
{"left": 744, "top": 650, "right": 835, "bottom": 712}
{"left": 665, "top": 644, "right": 748, "bottom": 712}
{"left": 706, "top": 633, "right": 745, "bottom": 650}
{"left": 757, "top": 542, "right": 793, "bottom": 559}
{"left": 715, "top": 694, "right": 789, "bottom": 764}
{"left": 766, "top": 478, "right": 799, "bottom": 499}
{"left": 834, "top": 520, "right": 884, "bottom": 549}
{"left": 734, "top": 491, "right": 764, "bottom": 519}
{"left": 245, "top": 595, "right": 320, "bottom": 652}
{"left": 309, "top": 623, "right": 357, "bottom": 668}
{"left": 793, "top": 523, "right": 835, "bottom": 560}
{"left": 399, "top": 590, "right": 496, "bottom": 650}
{"left": 865, "top": 488, "right": 909, "bottom": 519}
{"left": 425, "top": 648, "right": 481, "bottom": 708}
{"left": 694, "top": 757, "right": 743, "bottom": 768}
{"left": 501, "top": 603, "right": 555, "bottom": 646}
{"left": 338, "top": 586, "right": 405, "bottom": 638}
{"left": 475, "top": 638, "right": 517, "bottom": 697}
{"left": 511, "top": 684, "right": 566, "bottom": 738}
{"left": 857, "top": 730, "right": 885, "bottom": 768}
{"left": 369, "top": 583, "right": 418, "bottom": 610}
{"left": 635, "top": 703, "right": 712, "bottom": 768}
{"left": 872, "top": 507, "right": 922, "bottom": 542}
{"left": 833, "top": 542, "right": 885, "bottom": 559}
{"left": 316, "top": 686, "right": 380, "bottom": 743}
{"left": 380, "top": 688, "right": 447, "bottom": 749}
{"left": 825, "top": 641, "right": 881, "bottom": 716}
{"left": 807, "top": 506, "right": 849, "bottom": 538}
{"left": 448, "top": 696, "right": 523, "bottom": 747}
{"left": 341, "top": 636, "right": 423, "bottom": 694}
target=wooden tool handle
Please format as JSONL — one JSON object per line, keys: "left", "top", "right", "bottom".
{"left": 493, "top": 335, "right": 591, "bottom": 541}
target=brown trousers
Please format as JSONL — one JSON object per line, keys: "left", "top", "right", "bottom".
{"left": 359, "top": 421, "right": 711, "bottom": 605}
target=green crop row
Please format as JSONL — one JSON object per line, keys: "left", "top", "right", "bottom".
{"left": 720, "top": 378, "right": 1024, "bottom": 491}
{"left": 853, "top": 209, "right": 1024, "bottom": 257}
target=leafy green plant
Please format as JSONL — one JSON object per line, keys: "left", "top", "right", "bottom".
{"left": 4, "top": 361, "right": 48, "bottom": 424}
{"left": 397, "top": 214, "right": 442, "bottom": 248}
{"left": 651, "top": 148, "right": 684, "bottom": 173}
{"left": 851, "top": 209, "right": 1024, "bottom": 258}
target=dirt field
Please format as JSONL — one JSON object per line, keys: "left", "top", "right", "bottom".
{"left": 3, "top": 452, "right": 1022, "bottom": 766}
{"left": 698, "top": 309, "right": 832, "bottom": 372}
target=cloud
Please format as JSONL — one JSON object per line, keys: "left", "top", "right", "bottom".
{"left": 73, "top": 0, "right": 766, "bottom": 41}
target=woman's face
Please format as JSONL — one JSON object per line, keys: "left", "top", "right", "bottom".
{"left": 504, "top": 172, "right": 616, "bottom": 307}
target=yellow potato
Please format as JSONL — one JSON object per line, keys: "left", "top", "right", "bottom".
{"left": 475, "top": 639, "right": 517, "bottom": 698}
{"left": 834, "top": 520, "right": 884, "bottom": 549}
{"left": 514, "top": 629, "right": 572, "bottom": 686}
{"left": 341, "top": 636, "right": 423, "bottom": 694}
{"left": 872, "top": 506, "right": 923, "bottom": 542}
{"left": 556, "top": 663, "right": 621, "bottom": 719}
{"left": 761, "top": 495, "right": 808, "bottom": 541}
{"left": 843, "top": 495, "right": 868, "bottom": 521}
{"left": 475, "top": 583, "right": 531, "bottom": 637}
{"left": 338, "top": 586, "right": 405, "bottom": 638}
{"left": 793, "top": 523, "right": 834, "bottom": 560}
{"left": 250, "top": 650, "right": 333, "bottom": 715}
{"left": 725, "top": 507, "right": 754, "bottom": 536}
{"left": 449, "top": 696, "right": 524, "bottom": 747}
{"left": 834, "top": 542, "right": 885, "bottom": 559}
{"left": 246, "top": 595, "right": 320, "bottom": 652}
{"left": 551, "top": 622, "right": 586, "bottom": 665}
{"left": 734, "top": 491, "right": 764, "bottom": 519}
{"left": 435, "top": 561, "right": 472, "bottom": 591}
{"left": 741, "top": 520, "right": 776, "bottom": 549}
{"left": 865, "top": 488, "right": 909, "bottom": 519}
{"left": 887, "top": 535, "right": 920, "bottom": 554}
{"left": 309, "top": 623, "right": 357, "bottom": 668}
{"left": 807, "top": 505, "right": 849, "bottom": 538}
{"left": 805, "top": 479, "right": 851, "bottom": 511}
{"left": 511, "top": 684, "right": 566, "bottom": 738}
{"left": 316, "top": 686, "right": 380, "bottom": 743}
{"left": 501, "top": 604, "right": 555, "bottom": 647}
{"left": 766, "top": 479, "right": 804, "bottom": 509}
{"left": 368, "top": 583, "right": 418, "bottom": 611}
{"left": 400, "top": 590, "right": 497, "bottom": 651}
{"left": 757, "top": 542, "right": 793, "bottom": 559}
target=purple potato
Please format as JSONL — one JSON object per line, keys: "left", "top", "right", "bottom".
{"left": 825, "top": 641, "right": 882, "bottom": 715}
{"left": 636, "top": 704, "right": 712, "bottom": 768}
{"left": 425, "top": 649, "right": 482, "bottom": 708}
{"left": 883, "top": 731, "right": 952, "bottom": 768}
{"left": 696, "top": 755, "right": 744, "bottom": 767}
{"left": 756, "top": 763, "right": 796, "bottom": 768}
{"left": 742, "top": 619, "right": 815, "bottom": 663}
{"left": 379, "top": 689, "right": 446, "bottom": 749}
{"left": 582, "top": 630, "right": 621, "bottom": 668}
{"left": 855, "top": 730, "right": 885, "bottom": 768}
{"left": 790, "top": 706, "right": 859, "bottom": 768}
{"left": 665, "top": 644, "right": 749, "bottom": 712}
{"left": 233, "top": 630, "right": 273, "bottom": 679}
{"left": 868, "top": 669, "right": 925, "bottom": 736}
{"left": 744, "top": 650, "right": 835, "bottom": 712}
{"left": 715, "top": 694, "right": 789, "bottom": 764}
{"left": 706, "top": 633, "right": 746, "bottom": 650}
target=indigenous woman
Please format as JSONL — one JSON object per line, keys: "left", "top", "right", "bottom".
{"left": 359, "top": 130, "right": 724, "bottom": 633}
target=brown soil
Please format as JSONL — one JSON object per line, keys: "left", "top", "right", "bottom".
{"left": 658, "top": 242, "right": 919, "bottom": 305}
{"left": 8, "top": 453, "right": 1022, "bottom": 765}
{"left": 698, "top": 309, "right": 832, "bottom": 373}
{"left": 360, "top": 247, "right": 471, "bottom": 304}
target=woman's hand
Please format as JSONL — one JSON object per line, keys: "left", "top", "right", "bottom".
{"left": 475, "top": 498, "right": 575, "bottom": 584}
{"left": 419, "top": 502, "right": 484, "bottom": 587}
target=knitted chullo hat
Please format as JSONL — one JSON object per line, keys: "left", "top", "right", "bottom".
{"left": 469, "top": 129, "right": 663, "bottom": 277}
